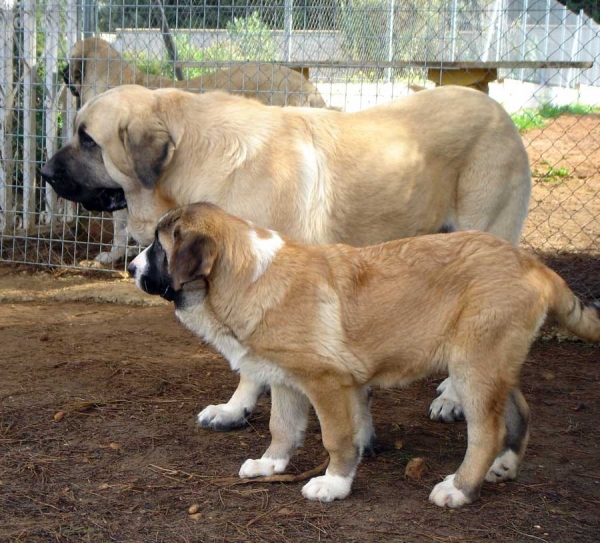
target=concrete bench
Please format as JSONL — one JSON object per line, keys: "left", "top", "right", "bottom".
{"left": 180, "top": 60, "right": 593, "bottom": 94}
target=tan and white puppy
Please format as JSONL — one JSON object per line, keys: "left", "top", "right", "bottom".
{"left": 129, "top": 203, "right": 600, "bottom": 507}
{"left": 42, "top": 84, "right": 532, "bottom": 431}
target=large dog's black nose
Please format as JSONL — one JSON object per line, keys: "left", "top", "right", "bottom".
{"left": 127, "top": 262, "right": 136, "bottom": 277}
{"left": 40, "top": 161, "right": 56, "bottom": 182}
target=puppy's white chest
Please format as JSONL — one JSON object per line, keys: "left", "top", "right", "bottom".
{"left": 175, "top": 303, "right": 288, "bottom": 386}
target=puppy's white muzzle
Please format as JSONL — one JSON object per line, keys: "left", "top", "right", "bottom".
{"left": 128, "top": 247, "right": 150, "bottom": 290}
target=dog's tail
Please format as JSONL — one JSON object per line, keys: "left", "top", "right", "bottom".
{"left": 545, "top": 267, "right": 600, "bottom": 344}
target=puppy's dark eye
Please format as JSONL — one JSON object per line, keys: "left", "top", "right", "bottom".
{"left": 80, "top": 131, "right": 97, "bottom": 150}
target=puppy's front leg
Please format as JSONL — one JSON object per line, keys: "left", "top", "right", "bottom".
{"left": 301, "top": 382, "right": 361, "bottom": 502}
{"left": 239, "top": 384, "right": 310, "bottom": 478}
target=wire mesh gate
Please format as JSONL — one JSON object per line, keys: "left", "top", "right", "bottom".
{"left": 1, "top": 0, "right": 599, "bottom": 299}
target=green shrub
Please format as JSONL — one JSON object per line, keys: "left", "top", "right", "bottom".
{"left": 123, "top": 13, "right": 279, "bottom": 81}
{"left": 225, "top": 11, "right": 279, "bottom": 61}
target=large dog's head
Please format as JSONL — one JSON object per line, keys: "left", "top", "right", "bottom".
{"left": 127, "top": 203, "right": 224, "bottom": 302}
{"left": 41, "top": 85, "right": 177, "bottom": 213}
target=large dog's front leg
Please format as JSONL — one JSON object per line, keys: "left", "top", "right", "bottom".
{"left": 197, "top": 374, "right": 265, "bottom": 431}
{"left": 428, "top": 376, "right": 465, "bottom": 422}
{"left": 239, "top": 384, "right": 310, "bottom": 477}
{"left": 94, "top": 209, "right": 129, "bottom": 265}
{"left": 301, "top": 381, "right": 362, "bottom": 502}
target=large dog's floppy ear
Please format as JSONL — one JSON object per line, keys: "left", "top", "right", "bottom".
{"left": 122, "top": 117, "right": 175, "bottom": 189}
{"left": 170, "top": 229, "right": 217, "bottom": 291}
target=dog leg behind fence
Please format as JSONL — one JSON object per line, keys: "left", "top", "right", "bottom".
{"left": 95, "top": 209, "right": 129, "bottom": 265}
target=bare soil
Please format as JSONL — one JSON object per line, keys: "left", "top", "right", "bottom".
{"left": 523, "top": 113, "right": 600, "bottom": 257}
{"left": 1, "top": 295, "right": 599, "bottom": 543}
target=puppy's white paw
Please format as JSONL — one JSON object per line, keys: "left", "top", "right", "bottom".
{"left": 239, "top": 457, "right": 288, "bottom": 478}
{"left": 485, "top": 449, "right": 519, "bottom": 483}
{"left": 429, "top": 474, "right": 471, "bottom": 508}
{"left": 197, "top": 404, "right": 249, "bottom": 431}
{"left": 429, "top": 378, "right": 465, "bottom": 422}
{"left": 301, "top": 473, "right": 352, "bottom": 502}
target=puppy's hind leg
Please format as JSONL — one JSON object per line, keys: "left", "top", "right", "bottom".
{"left": 429, "top": 372, "right": 508, "bottom": 508}
{"left": 486, "top": 388, "right": 530, "bottom": 483}
{"left": 239, "top": 384, "right": 310, "bottom": 478}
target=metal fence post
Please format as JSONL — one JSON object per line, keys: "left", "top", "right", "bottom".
{"left": 43, "top": 0, "right": 61, "bottom": 227}
{"left": 0, "top": 0, "right": 15, "bottom": 235}
{"left": 284, "top": 0, "right": 293, "bottom": 62}
{"left": 83, "top": 0, "right": 97, "bottom": 38}
{"left": 22, "top": 0, "right": 37, "bottom": 234}
{"left": 386, "top": 0, "right": 394, "bottom": 82}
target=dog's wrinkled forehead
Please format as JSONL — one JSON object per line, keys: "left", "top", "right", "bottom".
{"left": 73, "top": 86, "right": 142, "bottom": 131}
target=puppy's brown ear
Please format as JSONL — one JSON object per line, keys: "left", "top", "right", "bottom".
{"left": 170, "top": 231, "right": 217, "bottom": 291}
{"left": 122, "top": 118, "right": 175, "bottom": 189}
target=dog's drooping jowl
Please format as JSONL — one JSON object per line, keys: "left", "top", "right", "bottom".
{"left": 129, "top": 202, "right": 600, "bottom": 508}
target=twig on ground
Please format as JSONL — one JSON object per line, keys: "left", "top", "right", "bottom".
{"left": 214, "top": 457, "right": 329, "bottom": 487}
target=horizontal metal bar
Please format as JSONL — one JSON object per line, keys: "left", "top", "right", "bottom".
{"left": 174, "top": 60, "right": 594, "bottom": 70}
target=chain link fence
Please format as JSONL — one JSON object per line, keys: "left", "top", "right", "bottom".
{"left": 1, "top": 0, "right": 599, "bottom": 299}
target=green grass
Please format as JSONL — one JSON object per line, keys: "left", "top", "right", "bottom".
{"left": 542, "top": 165, "right": 570, "bottom": 183}
{"left": 533, "top": 162, "right": 571, "bottom": 184}
{"left": 511, "top": 109, "right": 547, "bottom": 131}
{"left": 512, "top": 103, "right": 600, "bottom": 132}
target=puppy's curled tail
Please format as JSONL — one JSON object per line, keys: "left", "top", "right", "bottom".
{"left": 546, "top": 268, "right": 600, "bottom": 344}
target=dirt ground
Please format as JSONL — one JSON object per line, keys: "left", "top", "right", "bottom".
{"left": 1, "top": 267, "right": 599, "bottom": 542}
{"left": 522, "top": 113, "right": 600, "bottom": 258}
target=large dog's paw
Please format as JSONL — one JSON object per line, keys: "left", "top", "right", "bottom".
{"left": 429, "top": 474, "right": 471, "bottom": 508}
{"left": 94, "top": 248, "right": 126, "bottom": 266}
{"left": 196, "top": 404, "right": 249, "bottom": 431}
{"left": 239, "top": 457, "right": 288, "bottom": 478}
{"left": 485, "top": 449, "right": 519, "bottom": 483}
{"left": 301, "top": 474, "right": 352, "bottom": 502}
{"left": 428, "top": 378, "right": 465, "bottom": 422}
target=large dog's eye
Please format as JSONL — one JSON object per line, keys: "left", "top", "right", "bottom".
{"left": 80, "top": 130, "right": 97, "bottom": 150}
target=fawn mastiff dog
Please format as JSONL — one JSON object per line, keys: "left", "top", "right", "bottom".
{"left": 63, "top": 37, "right": 326, "bottom": 264}
{"left": 128, "top": 203, "right": 600, "bottom": 507}
{"left": 41, "top": 84, "right": 532, "bottom": 433}
{"left": 65, "top": 38, "right": 326, "bottom": 109}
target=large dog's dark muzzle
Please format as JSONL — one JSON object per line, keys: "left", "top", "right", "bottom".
{"left": 41, "top": 156, "right": 127, "bottom": 212}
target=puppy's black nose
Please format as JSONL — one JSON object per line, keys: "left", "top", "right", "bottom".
{"left": 127, "top": 262, "right": 136, "bottom": 277}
